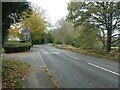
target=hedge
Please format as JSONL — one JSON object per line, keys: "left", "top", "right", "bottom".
{"left": 4, "top": 41, "right": 32, "bottom": 53}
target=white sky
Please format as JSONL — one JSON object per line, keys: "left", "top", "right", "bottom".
{"left": 28, "top": 0, "right": 70, "bottom": 26}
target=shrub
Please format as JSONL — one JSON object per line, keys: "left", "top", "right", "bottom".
{"left": 4, "top": 41, "right": 32, "bottom": 53}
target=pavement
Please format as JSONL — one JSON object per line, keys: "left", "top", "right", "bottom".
{"left": 3, "top": 46, "right": 54, "bottom": 88}
{"left": 3, "top": 44, "right": 120, "bottom": 88}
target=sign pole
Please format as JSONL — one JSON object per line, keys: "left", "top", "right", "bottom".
{"left": 24, "top": 26, "right": 30, "bottom": 52}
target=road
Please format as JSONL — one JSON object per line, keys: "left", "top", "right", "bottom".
{"left": 36, "top": 44, "right": 119, "bottom": 88}
{"left": 3, "top": 44, "right": 119, "bottom": 88}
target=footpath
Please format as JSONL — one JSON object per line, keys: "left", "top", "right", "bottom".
{"left": 3, "top": 46, "right": 54, "bottom": 88}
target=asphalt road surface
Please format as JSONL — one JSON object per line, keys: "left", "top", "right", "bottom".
{"left": 4, "top": 44, "right": 119, "bottom": 88}
{"left": 35, "top": 44, "right": 119, "bottom": 88}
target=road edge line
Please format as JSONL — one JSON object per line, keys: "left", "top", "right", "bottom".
{"left": 38, "top": 51, "right": 47, "bottom": 68}
{"left": 88, "top": 63, "right": 120, "bottom": 76}
{"left": 37, "top": 51, "right": 60, "bottom": 88}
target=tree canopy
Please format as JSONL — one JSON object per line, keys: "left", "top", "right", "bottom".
{"left": 26, "top": 11, "right": 47, "bottom": 44}
{"left": 66, "top": 2, "right": 120, "bottom": 52}
{"left": 51, "top": 18, "right": 74, "bottom": 44}
{"left": 2, "top": 1, "right": 31, "bottom": 44}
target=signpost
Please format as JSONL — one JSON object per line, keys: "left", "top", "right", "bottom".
{"left": 24, "top": 26, "right": 30, "bottom": 51}
{"left": 24, "top": 26, "right": 30, "bottom": 41}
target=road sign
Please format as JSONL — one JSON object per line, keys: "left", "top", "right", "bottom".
{"left": 24, "top": 33, "right": 30, "bottom": 41}
{"left": 24, "top": 26, "right": 30, "bottom": 41}
{"left": 24, "top": 26, "right": 30, "bottom": 33}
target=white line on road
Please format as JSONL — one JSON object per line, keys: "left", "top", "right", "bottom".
{"left": 38, "top": 51, "right": 60, "bottom": 87}
{"left": 63, "top": 53, "right": 79, "bottom": 60}
{"left": 38, "top": 51, "right": 47, "bottom": 69}
{"left": 88, "top": 63, "right": 120, "bottom": 76}
{"left": 43, "top": 52, "right": 50, "bottom": 54}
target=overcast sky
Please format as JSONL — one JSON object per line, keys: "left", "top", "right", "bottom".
{"left": 28, "top": 0, "right": 70, "bottom": 26}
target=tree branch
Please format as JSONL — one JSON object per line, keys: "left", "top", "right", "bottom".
{"left": 112, "top": 34, "right": 120, "bottom": 37}
{"left": 111, "top": 38, "right": 120, "bottom": 44}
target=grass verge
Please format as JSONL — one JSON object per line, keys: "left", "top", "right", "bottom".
{"left": 54, "top": 44, "right": 119, "bottom": 61}
{"left": 2, "top": 59, "right": 31, "bottom": 88}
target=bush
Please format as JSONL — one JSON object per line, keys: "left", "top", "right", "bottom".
{"left": 4, "top": 41, "right": 32, "bottom": 53}
{"left": 53, "top": 39, "right": 63, "bottom": 44}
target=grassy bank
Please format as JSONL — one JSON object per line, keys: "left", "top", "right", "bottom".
{"left": 2, "top": 59, "right": 31, "bottom": 88}
{"left": 54, "top": 44, "right": 119, "bottom": 61}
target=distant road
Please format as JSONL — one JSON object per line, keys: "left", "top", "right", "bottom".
{"left": 37, "top": 44, "right": 119, "bottom": 88}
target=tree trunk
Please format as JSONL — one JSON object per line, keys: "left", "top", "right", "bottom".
{"left": 106, "top": 11, "right": 113, "bottom": 52}
{"left": 118, "top": 31, "right": 120, "bottom": 52}
{"left": 106, "top": 33, "right": 111, "bottom": 52}
{"left": 2, "top": 23, "right": 10, "bottom": 44}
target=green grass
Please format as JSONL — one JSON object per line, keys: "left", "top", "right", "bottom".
{"left": 2, "top": 59, "right": 31, "bottom": 88}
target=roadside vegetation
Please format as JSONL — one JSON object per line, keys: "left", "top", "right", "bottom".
{"left": 50, "top": 2, "right": 120, "bottom": 61}
{"left": 2, "top": 2, "right": 52, "bottom": 53}
{"left": 2, "top": 2, "right": 52, "bottom": 89}
{"left": 2, "top": 58, "right": 31, "bottom": 88}
{"left": 4, "top": 41, "right": 32, "bottom": 53}
{"left": 54, "top": 44, "right": 119, "bottom": 61}
{"left": 51, "top": 18, "right": 119, "bottom": 61}
{"left": 2, "top": 2, "right": 31, "bottom": 89}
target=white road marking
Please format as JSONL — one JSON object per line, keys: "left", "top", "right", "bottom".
{"left": 50, "top": 52, "right": 60, "bottom": 55}
{"left": 43, "top": 51, "right": 61, "bottom": 55}
{"left": 38, "top": 51, "right": 47, "bottom": 69}
{"left": 63, "top": 53, "right": 79, "bottom": 60}
{"left": 43, "top": 52, "right": 50, "bottom": 54}
{"left": 88, "top": 63, "right": 120, "bottom": 76}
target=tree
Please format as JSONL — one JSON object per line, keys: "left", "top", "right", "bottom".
{"left": 2, "top": 1, "right": 31, "bottom": 44}
{"left": 23, "top": 10, "right": 47, "bottom": 44}
{"left": 6, "top": 5, "right": 47, "bottom": 45}
{"left": 78, "top": 22, "right": 100, "bottom": 50}
{"left": 51, "top": 18, "right": 74, "bottom": 44}
{"left": 66, "top": 2, "right": 120, "bottom": 52}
